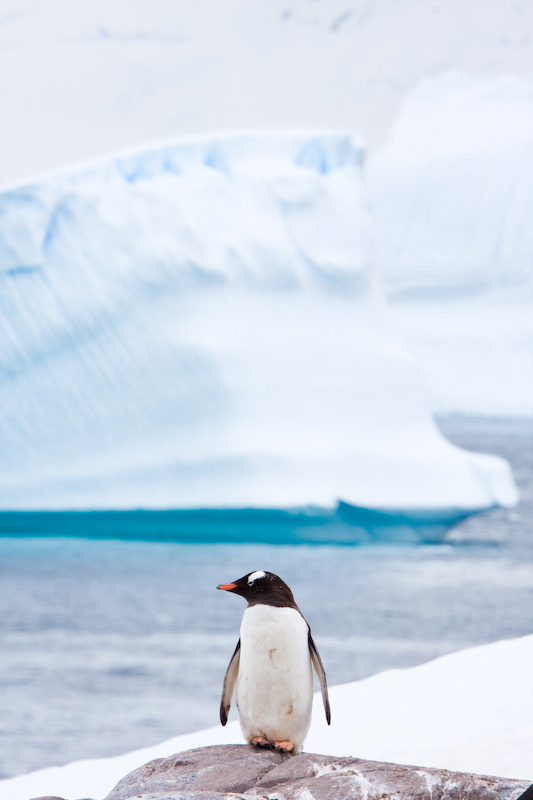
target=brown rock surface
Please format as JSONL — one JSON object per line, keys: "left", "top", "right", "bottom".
{"left": 104, "top": 744, "right": 531, "bottom": 800}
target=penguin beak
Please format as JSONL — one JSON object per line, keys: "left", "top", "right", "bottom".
{"left": 217, "top": 582, "right": 238, "bottom": 591}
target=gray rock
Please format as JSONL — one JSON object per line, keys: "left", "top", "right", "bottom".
{"left": 30, "top": 796, "right": 95, "bottom": 800}
{"left": 29, "top": 796, "right": 69, "bottom": 800}
{"left": 124, "top": 795, "right": 244, "bottom": 800}
{"left": 104, "top": 744, "right": 531, "bottom": 800}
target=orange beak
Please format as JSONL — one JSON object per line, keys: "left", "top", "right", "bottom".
{"left": 217, "top": 582, "right": 237, "bottom": 591}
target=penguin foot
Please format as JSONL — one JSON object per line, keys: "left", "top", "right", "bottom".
{"left": 251, "top": 736, "right": 270, "bottom": 748}
{"left": 273, "top": 741, "right": 295, "bottom": 753}
{"left": 250, "top": 737, "right": 295, "bottom": 754}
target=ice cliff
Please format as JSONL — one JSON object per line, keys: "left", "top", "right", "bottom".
{"left": 0, "top": 131, "right": 517, "bottom": 510}
{"left": 369, "top": 73, "right": 533, "bottom": 416}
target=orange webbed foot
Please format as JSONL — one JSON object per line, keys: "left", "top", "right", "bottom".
{"left": 274, "top": 740, "right": 295, "bottom": 753}
{"left": 251, "top": 736, "right": 270, "bottom": 747}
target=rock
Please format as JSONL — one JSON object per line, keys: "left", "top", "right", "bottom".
{"left": 30, "top": 796, "right": 95, "bottom": 800}
{"left": 104, "top": 744, "right": 530, "bottom": 800}
{"left": 29, "top": 796, "right": 69, "bottom": 800}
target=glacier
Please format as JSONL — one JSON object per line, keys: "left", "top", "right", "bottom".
{"left": 0, "top": 131, "right": 517, "bottom": 512}
{"left": 369, "top": 73, "right": 533, "bottom": 416}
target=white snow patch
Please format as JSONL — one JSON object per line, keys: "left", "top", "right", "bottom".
{"left": 293, "top": 790, "right": 317, "bottom": 800}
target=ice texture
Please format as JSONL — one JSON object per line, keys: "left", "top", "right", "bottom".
{"left": 0, "top": 131, "right": 517, "bottom": 510}
{"left": 369, "top": 73, "right": 533, "bottom": 416}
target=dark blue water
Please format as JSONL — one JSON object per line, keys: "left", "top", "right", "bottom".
{"left": 0, "top": 417, "right": 532, "bottom": 780}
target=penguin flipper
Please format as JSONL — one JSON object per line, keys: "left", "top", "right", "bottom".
{"left": 220, "top": 638, "right": 241, "bottom": 726}
{"left": 309, "top": 631, "right": 331, "bottom": 725}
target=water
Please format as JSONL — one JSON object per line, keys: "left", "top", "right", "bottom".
{"left": 0, "top": 417, "right": 532, "bottom": 780}
{"left": 0, "top": 505, "right": 480, "bottom": 547}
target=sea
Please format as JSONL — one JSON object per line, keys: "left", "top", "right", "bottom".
{"left": 0, "top": 416, "right": 532, "bottom": 780}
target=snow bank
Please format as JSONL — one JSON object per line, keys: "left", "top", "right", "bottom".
{"left": 308, "top": 634, "right": 533, "bottom": 780}
{"left": 1, "top": 635, "right": 531, "bottom": 800}
{"left": 0, "top": 131, "right": 516, "bottom": 511}
{"left": 369, "top": 73, "right": 533, "bottom": 416}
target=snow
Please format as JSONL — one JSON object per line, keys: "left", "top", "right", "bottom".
{"left": 1, "top": 634, "right": 531, "bottom": 800}
{"left": 2, "top": 0, "right": 533, "bottom": 186}
{"left": 369, "top": 73, "right": 533, "bottom": 416}
{"left": 0, "top": 130, "right": 517, "bottom": 511}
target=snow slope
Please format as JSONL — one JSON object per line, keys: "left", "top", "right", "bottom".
{"left": 0, "top": 131, "right": 517, "bottom": 511}
{"left": 369, "top": 73, "right": 533, "bottom": 416}
{"left": 2, "top": 0, "right": 533, "bottom": 186}
{"left": 1, "top": 635, "right": 531, "bottom": 800}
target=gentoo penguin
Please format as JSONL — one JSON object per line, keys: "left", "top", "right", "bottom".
{"left": 217, "top": 570, "right": 330, "bottom": 754}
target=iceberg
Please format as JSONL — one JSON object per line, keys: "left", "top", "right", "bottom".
{"left": 0, "top": 131, "right": 517, "bottom": 512}
{"left": 369, "top": 73, "right": 533, "bottom": 416}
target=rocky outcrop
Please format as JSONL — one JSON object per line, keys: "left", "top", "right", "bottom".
{"left": 99, "top": 744, "right": 530, "bottom": 800}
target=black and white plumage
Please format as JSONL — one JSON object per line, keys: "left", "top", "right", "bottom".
{"left": 217, "top": 570, "right": 330, "bottom": 754}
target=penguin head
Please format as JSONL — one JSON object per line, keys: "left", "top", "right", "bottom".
{"left": 217, "top": 570, "right": 297, "bottom": 607}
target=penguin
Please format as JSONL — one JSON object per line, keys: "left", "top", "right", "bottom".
{"left": 217, "top": 570, "right": 330, "bottom": 754}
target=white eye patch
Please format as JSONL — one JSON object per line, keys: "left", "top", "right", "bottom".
{"left": 247, "top": 570, "right": 266, "bottom": 586}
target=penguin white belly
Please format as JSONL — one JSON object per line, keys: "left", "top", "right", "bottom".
{"left": 236, "top": 604, "right": 313, "bottom": 753}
